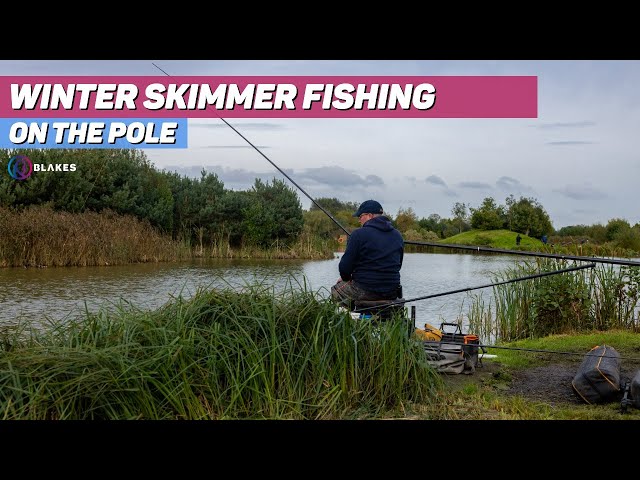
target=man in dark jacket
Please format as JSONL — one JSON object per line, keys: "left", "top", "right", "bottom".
{"left": 331, "top": 199, "right": 404, "bottom": 309}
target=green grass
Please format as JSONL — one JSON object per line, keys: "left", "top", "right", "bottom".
{"left": 421, "top": 330, "right": 640, "bottom": 420}
{"left": 0, "top": 282, "right": 442, "bottom": 420}
{"left": 483, "top": 330, "right": 640, "bottom": 368}
{"left": 3, "top": 277, "right": 639, "bottom": 420}
{"left": 442, "top": 229, "right": 543, "bottom": 249}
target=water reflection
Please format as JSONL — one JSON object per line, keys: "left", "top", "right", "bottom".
{"left": 0, "top": 253, "right": 523, "bottom": 328}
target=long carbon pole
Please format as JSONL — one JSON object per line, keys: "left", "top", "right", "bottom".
{"left": 352, "top": 263, "right": 596, "bottom": 312}
{"left": 151, "top": 63, "right": 640, "bottom": 268}
{"left": 402, "top": 239, "right": 640, "bottom": 267}
{"left": 423, "top": 341, "right": 640, "bottom": 362}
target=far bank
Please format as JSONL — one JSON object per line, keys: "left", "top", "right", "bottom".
{"left": 0, "top": 205, "right": 335, "bottom": 268}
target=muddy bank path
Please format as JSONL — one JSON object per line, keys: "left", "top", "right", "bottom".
{"left": 442, "top": 352, "right": 640, "bottom": 409}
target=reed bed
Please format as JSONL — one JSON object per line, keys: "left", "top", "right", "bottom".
{"left": 0, "top": 282, "right": 441, "bottom": 419}
{"left": 0, "top": 205, "right": 190, "bottom": 267}
{"left": 205, "top": 232, "right": 335, "bottom": 260}
{"left": 0, "top": 205, "right": 334, "bottom": 267}
{"left": 468, "top": 259, "right": 640, "bottom": 342}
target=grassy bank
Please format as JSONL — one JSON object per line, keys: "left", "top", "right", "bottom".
{"left": 443, "top": 229, "right": 544, "bottom": 250}
{"left": 422, "top": 331, "right": 640, "bottom": 420}
{"left": 442, "top": 228, "right": 640, "bottom": 258}
{"left": 2, "top": 280, "right": 639, "bottom": 419}
{"left": 0, "top": 283, "right": 440, "bottom": 419}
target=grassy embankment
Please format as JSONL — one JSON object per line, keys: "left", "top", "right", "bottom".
{"left": 443, "top": 228, "right": 640, "bottom": 258}
{"left": 442, "top": 229, "right": 544, "bottom": 250}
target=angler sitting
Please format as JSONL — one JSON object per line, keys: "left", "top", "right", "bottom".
{"left": 331, "top": 200, "right": 405, "bottom": 318}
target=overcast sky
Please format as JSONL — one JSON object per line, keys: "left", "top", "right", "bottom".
{"left": 1, "top": 59, "right": 638, "bottom": 229}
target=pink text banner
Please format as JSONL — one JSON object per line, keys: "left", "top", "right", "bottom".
{"left": 0, "top": 76, "right": 537, "bottom": 119}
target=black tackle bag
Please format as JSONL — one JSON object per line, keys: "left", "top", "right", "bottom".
{"left": 630, "top": 370, "right": 640, "bottom": 409}
{"left": 571, "top": 345, "right": 621, "bottom": 404}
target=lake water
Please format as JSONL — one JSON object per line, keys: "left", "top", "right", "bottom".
{"left": 0, "top": 252, "right": 525, "bottom": 329}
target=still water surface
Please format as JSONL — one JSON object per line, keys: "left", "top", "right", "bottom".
{"left": 0, "top": 252, "right": 525, "bottom": 328}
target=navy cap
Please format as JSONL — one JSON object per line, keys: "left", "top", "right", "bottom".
{"left": 353, "top": 200, "right": 384, "bottom": 217}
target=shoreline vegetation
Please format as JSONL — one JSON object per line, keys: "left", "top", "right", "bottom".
{"left": 2, "top": 148, "right": 640, "bottom": 268}
{"left": 0, "top": 205, "right": 335, "bottom": 268}
{"left": 1, "top": 280, "right": 638, "bottom": 420}
{"left": 0, "top": 284, "right": 441, "bottom": 420}
{"left": 2, "top": 206, "right": 639, "bottom": 269}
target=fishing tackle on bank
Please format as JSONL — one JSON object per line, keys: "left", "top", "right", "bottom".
{"left": 151, "top": 62, "right": 640, "bottom": 269}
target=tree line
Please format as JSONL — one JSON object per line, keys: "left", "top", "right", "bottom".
{"left": 308, "top": 195, "right": 553, "bottom": 240}
{"left": 0, "top": 149, "right": 304, "bottom": 249}
{"left": 308, "top": 195, "right": 640, "bottom": 253}
{"left": 4, "top": 148, "right": 638, "bottom": 253}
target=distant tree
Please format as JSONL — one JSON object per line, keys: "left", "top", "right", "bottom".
{"left": 555, "top": 225, "right": 590, "bottom": 237}
{"left": 504, "top": 194, "right": 516, "bottom": 230}
{"left": 451, "top": 202, "right": 469, "bottom": 233}
{"left": 395, "top": 207, "right": 419, "bottom": 233}
{"left": 217, "top": 190, "right": 253, "bottom": 247}
{"left": 303, "top": 209, "right": 338, "bottom": 239}
{"left": 470, "top": 197, "right": 504, "bottom": 230}
{"left": 403, "top": 228, "right": 440, "bottom": 242}
{"left": 509, "top": 196, "right": 553, "bottom": 238}
{"left": 165, "top": 172, "right": 196, "bottom": 241}
{"left": 418, "top": 213, "right": 447, "bottom": 238}
{"left": 612, "top": 226, "right": 640, "bottom": 251}
{"left": 196, "top": 169, "right": 225, "bottom": 232}
{"left": 440, "top": 219, "right": 460, "bottom": 238}
{"left": 605, "top": 218, "right": 631, "bottom": 242}
{"left": 310, "top": 197, "right": 359, "bottom": 214}
{"left": 165, "top": 169, "right": 225, "bottom": 242}
{"left": 244, "top": 178, "right": 304, "bottom": 247}
{"left": 587, "top": 224, "right": 608, "bottom": 243}
{"left": 334, "top": 210, "right": 360, "bottom": 231}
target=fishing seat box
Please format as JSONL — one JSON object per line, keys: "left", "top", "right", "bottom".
{"left": 423, "top": 342, "right": 466, "bottom": 375}
{"left": 439, "top": 322, "right": 481, "bottom": 370}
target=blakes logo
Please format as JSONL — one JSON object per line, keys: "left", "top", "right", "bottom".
{"left": 7, "top": 155, "right": 33, "bottom": 180}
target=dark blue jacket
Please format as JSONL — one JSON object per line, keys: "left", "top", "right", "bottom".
{"left": 339, "top": 216, "right": 404, "bottom": 294}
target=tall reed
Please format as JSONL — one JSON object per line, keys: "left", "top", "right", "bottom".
{"left": 468, "top": 259, "right": 640, "bottom": 342}
{"left": 206, "top": 232, "right": 335, "bottom": 260}
{"left": 0, "top": 205, "right": 334, "bottom": 268}
{"left": 0, "top": 205, "right": 190, "bottom": 267}
{"left": 0, "top": 281, "right": 440, "bottom": 419}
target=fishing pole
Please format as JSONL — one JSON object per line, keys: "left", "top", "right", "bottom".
{"left": 352, "top": 262, "right": 596, "bottom": 312}
{"left": 423, "top": 340, "right": 640, "bottom": 362}
{"left": 402, "top": 240, "right": 640, "bottom": 267}
{"left": 151, "top": 63, "right": 640, "bottom": 268}
{"left": 151, "top": 63, "right": 350, "bottom": 237}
